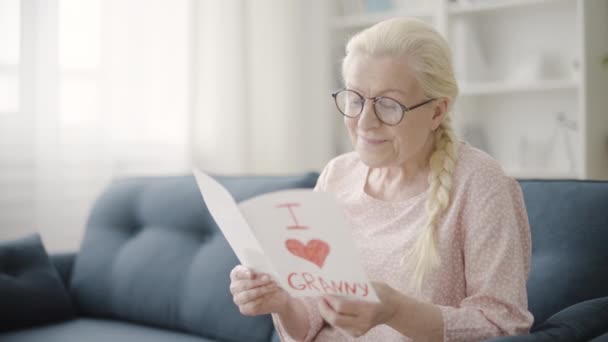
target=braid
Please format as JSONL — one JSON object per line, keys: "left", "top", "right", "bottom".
{"left": 403, "top": 117, "right": 459, "bottom": 292}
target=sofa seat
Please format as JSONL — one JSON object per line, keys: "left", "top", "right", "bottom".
{"left": 0, "top": 318, "right": 216, "bottom": 342}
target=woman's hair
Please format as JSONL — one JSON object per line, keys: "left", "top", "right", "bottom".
{"left": 342, "top": 18, "right": 460, "bottom": 292}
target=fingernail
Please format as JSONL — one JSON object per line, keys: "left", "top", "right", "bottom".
{"left": 261, "top": 275, "right": 269, "bottom": 281}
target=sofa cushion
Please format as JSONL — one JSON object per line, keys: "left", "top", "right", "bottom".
{"left": 69, "top": 173, "right": 318, "bottom": 342}
{"left": 519, "top": 180, "right": 608, "bottom": 327}
{"left": 0, "top": 318, "right": 215, "bottom": 342}
{"left": 0, "top": 234, "right": 75, "bottom": 332}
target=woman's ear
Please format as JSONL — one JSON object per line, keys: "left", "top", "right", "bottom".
{"left": 430, "top": 97, "right": 448, "bottom": 131}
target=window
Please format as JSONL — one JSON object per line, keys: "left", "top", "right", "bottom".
{"left": 58, "top": 0, "right": 101, "bottom": 129}
{"left": 0, "top": 0, "right": 20, "bottom": 114}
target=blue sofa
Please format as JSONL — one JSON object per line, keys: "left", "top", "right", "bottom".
{"left": 1, "top": 174, "right": 607, "bottom": 342}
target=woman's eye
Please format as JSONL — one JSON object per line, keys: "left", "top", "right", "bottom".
{"left": 348, "top": 98, "right": 363, "bottom": 105}
{"left": 378, "top": 100, "right": 398, "bottom": 110}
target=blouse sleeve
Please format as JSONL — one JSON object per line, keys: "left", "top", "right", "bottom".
{"left": 271, "top": 298, "right": 325, "bottom": 342}
{"left": 270, "top": 162, "right": 333, "bottom": 341}
{"left": 313, "top": 161, "right": 331, "bottom": 192}
{"left": 438, "top": 176, "right": 534, "bottom": 342}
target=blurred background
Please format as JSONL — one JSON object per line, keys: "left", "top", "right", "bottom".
{"left": 1, "top": 0, "right": 607, "bottom": 252}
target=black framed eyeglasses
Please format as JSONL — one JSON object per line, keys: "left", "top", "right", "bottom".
{"left": 331, "top": 88, "right": 436, "bottom": 126}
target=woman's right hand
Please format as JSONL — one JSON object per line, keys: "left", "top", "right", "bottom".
{"left": 229, "top": 265, "right": 291, "bottom": 316}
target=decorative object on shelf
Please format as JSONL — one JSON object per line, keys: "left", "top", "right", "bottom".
{"left": 393, "top": 0, "right": 436, "bottom": 10}
{"left": 509, "top": 51, "right": 547, "bottom": 83}
{"left": 517, "top": 111, "right": 579, "bottom": 176}
{"left": 338, "top": 0, "right": 365, "bottom": 15}
{"left": 509, "top": 51, "right": 572, "bottom": 83}
{"left": 364, "top": 0, "right": 393, "bottom": 12}
{"left": 570, "top": 58, "right": 581, "bottom": 81}
{"left": 451, "top": 19, "right": 489, "bottom": 82}
{"left": 555, "top": 112, "right": 578, "bottom": 175}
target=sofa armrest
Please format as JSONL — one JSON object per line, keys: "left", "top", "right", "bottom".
{"left": 50, "top": 252, "right": 76, "bottom": 287}
{"left": 484, "top": 296, "right": 608, "bottom": 342}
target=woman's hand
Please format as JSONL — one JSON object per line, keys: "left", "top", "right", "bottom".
{"left": 317, "top": 281, "right": 400, "bottom": 338}
{"left": 229, "top": 265, "right": 290, "bottom": 316}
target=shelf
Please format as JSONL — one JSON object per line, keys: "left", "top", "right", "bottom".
{"left": 449, "top": 0, "right": 570, "bottom": 16}
{"left": 459, "top": 79, "right": 578, "bottom": 96}
{"left": 332, "top": 9, "right": 434, "bottom": 30}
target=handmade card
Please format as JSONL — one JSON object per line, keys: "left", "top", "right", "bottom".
{"left": 193, "top": 169, "right": 378, "bottom": 302}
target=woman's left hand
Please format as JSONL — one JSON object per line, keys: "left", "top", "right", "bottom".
{"left": 317, "top": 281, "right": 400, "bottom": 338}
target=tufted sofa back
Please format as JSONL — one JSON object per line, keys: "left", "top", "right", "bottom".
{"left": 519, "top": 180, "right": 608, "bottom": 329}
{"left": 68, "top": 173, "right": 319, "bottom": 342}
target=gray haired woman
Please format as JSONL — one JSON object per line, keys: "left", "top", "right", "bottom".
{"left": 229, "top": 18, "right": 533, "bottom": 342}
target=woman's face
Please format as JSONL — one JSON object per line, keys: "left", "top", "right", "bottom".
{"left": 342, "top": 53, "right": 446, "bottom": 169}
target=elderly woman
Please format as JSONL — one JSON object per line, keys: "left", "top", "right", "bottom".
{"left": 229, "top": 18, "right": 533, "bottom": 341}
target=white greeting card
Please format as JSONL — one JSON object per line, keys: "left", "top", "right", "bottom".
{"left": 193, "top": 168, "right": 378, "bottom": 302}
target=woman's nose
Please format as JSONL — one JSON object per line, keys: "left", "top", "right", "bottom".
{"left": 358, "top": 100, "right": 382, "bottom": 129}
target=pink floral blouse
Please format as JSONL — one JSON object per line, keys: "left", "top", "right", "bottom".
{"left": 273, "top": 142, "right": 534, "bottom": 341}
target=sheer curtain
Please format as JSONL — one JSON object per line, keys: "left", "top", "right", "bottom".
{"left": 1, "top": 0, "right": 335, "bottom": 252}
{"left": 192, "top": 0, "right": 334, "bottom": 175}
{"left": 0, "top": 0, "right": 192, "bottom": 251}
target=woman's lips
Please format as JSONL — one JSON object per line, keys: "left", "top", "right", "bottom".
{"left": 360, "top": 136, "right": 387, "bottom": 145}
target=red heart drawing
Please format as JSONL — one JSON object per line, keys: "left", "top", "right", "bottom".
{"left": 285, "top": 239, "right": 330, "bottom": 268}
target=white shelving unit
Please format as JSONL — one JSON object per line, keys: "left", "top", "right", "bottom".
{"left": 332, "top": 9, "right": 434, "bottom": 29}
{"left": 459, "top": 79, "right": 579, "bottom": 96}
{"left": 329, "top": 0, "right": 608, "bottom": 180}
{"left": 448, "top": 0, "right": 558, "bottom": 14}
